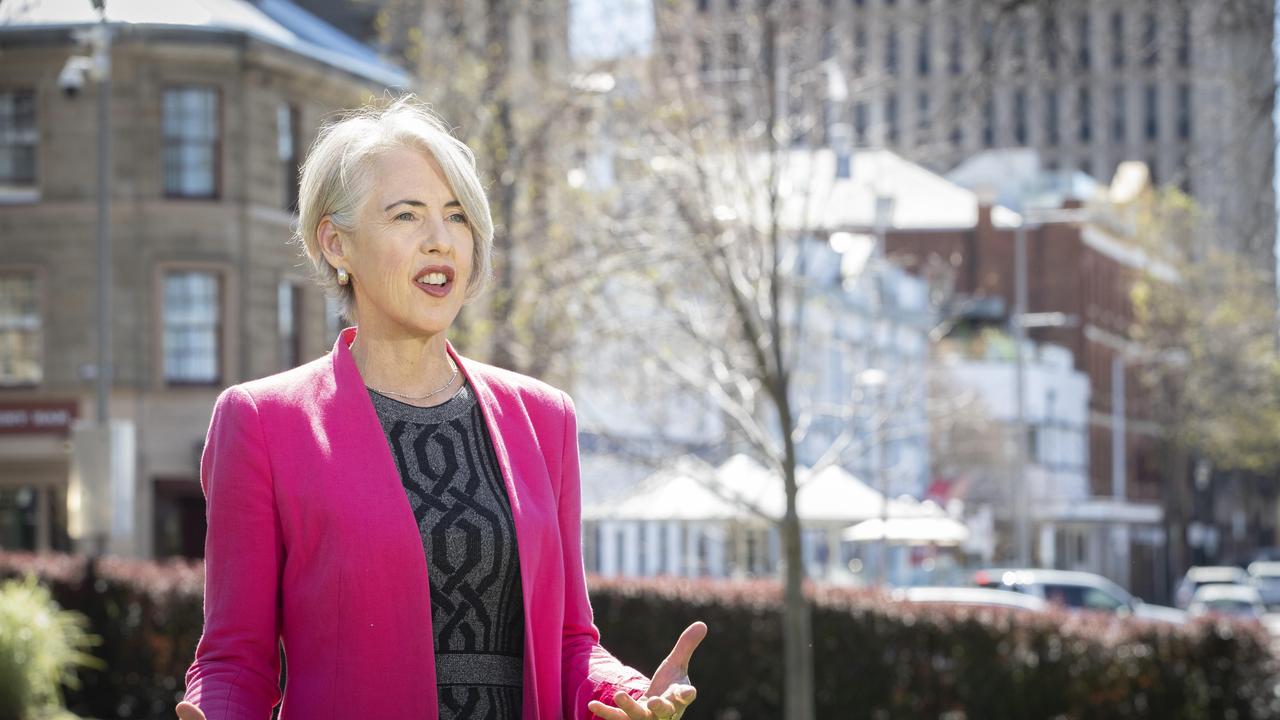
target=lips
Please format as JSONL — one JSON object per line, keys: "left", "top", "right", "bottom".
{"left": 414, "top": 265, "right": 455, "bottom": 298}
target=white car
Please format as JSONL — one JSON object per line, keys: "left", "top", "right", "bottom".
{"left": 1175, "top": 566, "right": 1251, "bottom": 609}
{"left": 974, "top": 568, "right": 1188, "bottom": 624}
{"left": 1247, "top": 561, "right": 1280, "bottom": 609}
{"left": 1186, "top": 584, "right": 1267, "bottom": 621}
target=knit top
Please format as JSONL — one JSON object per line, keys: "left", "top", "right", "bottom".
{"left": 367, "top": 380, "right": 525, "bottom": 720}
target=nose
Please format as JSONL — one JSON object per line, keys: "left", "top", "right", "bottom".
{"left": 418, "top": 214, "right": 453, "bottom": 254}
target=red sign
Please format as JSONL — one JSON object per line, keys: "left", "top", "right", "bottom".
{"left": 0, "top": 401, "right": 78, "bottom": 435}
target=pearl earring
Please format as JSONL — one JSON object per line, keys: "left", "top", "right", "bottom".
{"left": 337, "top": 267, "right": 350, "bottom": 285}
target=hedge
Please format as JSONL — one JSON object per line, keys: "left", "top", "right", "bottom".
{"left": 2, "top": 552, "right": 1279, "bottom": 719}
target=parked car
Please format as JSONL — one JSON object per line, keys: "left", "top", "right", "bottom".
{"left": 1174, "top": 566, "right": 1251, "bottom": 609}
{"left": 1247, "top": 561, "right": 1280, "bottom": 609}
{"left": 1186, "top": 584, "right": 1267, "bottom": 622}
{"left": 974, "top": 568, "right": 1187, "bottom": 624}
{"left": 893, "top": 586, "right": 1048, "bottom": 613}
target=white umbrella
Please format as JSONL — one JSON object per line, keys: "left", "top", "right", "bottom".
{"left": 843, "top": 516, "right": 971, "bottom": 546}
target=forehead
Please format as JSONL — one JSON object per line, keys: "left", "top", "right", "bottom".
{"left": 366, "top": 145, "right": 455, "bottom": 202}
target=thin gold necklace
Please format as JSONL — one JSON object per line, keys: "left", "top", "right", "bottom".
{"left": 354, "top": 339, "right": 460, "bottom": 402}
{"left": 371, "top": 358, "right": 460, "bottom": 404}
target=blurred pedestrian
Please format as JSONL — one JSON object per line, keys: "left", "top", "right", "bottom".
{"left": 175, "top": 95, "right": 705, "bottom": 720}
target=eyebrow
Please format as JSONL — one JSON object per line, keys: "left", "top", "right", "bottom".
{"left": 383, "top": 199, "right": 463, "bottom": 212}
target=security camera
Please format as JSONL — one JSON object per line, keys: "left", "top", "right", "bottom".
{"left": 59, "top": 56, "right": 95, "bottom": 98}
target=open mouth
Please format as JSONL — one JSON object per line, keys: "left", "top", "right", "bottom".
{"left": 414, "top": 268, "right": 454, "bottom": 298}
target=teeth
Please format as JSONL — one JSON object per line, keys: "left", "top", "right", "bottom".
{"left": 418, "top": 272, "right": 448, "bottom": 285}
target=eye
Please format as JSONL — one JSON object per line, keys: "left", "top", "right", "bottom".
{"left": 448, "top": 212, "right": 469, "bottom": 224}
{"left": 395, "top": 211, "right": 415, "bottom": 221}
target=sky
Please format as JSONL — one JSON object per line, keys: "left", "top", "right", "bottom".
{"left": 569, "top": 0, "right": 652, "bottom": 61}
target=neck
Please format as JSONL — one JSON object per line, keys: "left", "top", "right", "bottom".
{"left": 348, "top": 321, "right": 458, "bottom": 401}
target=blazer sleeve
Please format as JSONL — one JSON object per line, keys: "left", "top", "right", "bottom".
{"left": 180, "top": 385, "right": 284, "bottom": 720}
{"left": 558, "top": 390, "right": 652, "bottom": 718}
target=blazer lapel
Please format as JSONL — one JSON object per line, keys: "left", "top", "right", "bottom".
{"left": 445, "top": 338, "right": 544, "bottom": 719}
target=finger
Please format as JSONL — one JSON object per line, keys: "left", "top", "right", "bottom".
{"left": 646, "top": 696, "right": 677, "bottom": 718}
{"left": 174, "top": 702, "right": 207, "bottom": 720}
{"left": 587, "top": 700, "right": 630, "bottom": 720}
{"left": 616, "top": 690, "right": 654, "bottom": 719}
{"left": 659, "top": 621, "right": 709, "bottom": 673}
{"left": 662, "top": 683, "right": 697, "bottom": 708}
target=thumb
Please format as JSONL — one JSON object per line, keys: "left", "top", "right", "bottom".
{"left": 656, "top": 621, "right": 708, "bottom": 678}
{"left": 175, "top": 702, "right": 207, "bottom": 720}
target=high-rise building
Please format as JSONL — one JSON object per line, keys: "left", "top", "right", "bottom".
{"left": 657, "top": 0, "right": 1276, "bottom": 265}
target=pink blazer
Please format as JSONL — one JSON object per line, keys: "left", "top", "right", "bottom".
{"left": 181, "top": 325, "right": 650, "bottom": 719}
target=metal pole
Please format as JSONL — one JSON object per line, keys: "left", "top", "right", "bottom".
{"left": 1013, "top": 222, "right": 1030, "bottom": 566}
{"left": 94, "top": 7, "right": 112, "bottom": 556}
{"left": 94, "top": 9, "right": 111, "bottom": 425}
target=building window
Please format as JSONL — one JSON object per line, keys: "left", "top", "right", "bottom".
{"left": 1144, "top": 83, "right": 1158, "bottom": 140}
{"left": 1176, "top": 7, "right": 1190, "bottom": 67}
{"left": 1080, "top": 156, "right": 1092, "bottom": 178}
{"left": 278, "top": 280, "right": 302, "bottom": 369}
{"left": 1110, "top": 11, "right": 1125, "bottom": 68}
{"left": 1076, "top": 13, "right": 1090, "bottom": 71}
{"left": 853, "top": 101, "right": 869, "bottom": 146}
{"left": 1111, "top": 84, "right": 1126, "bottom": 142}
{"left": 1013, "top": 88, "right": 1027, "bottom": 145}
{"left": 0, "top": 271, "right": 41, "bottom": 386}
{"left": 1010, "top": 18, "right": 1027, "bottom": 71}
{"left": 947, "top": 22, "right": 962, "bottom": 75}
{"left": 1077, "top": 86, "right": 1091, "bottom": 142}
{"left": 163, "top": 270, "right": 222, "bottom": 385}
{"left": 854, "top": 26, "right": 867, "bottom": 76}
{"left": 916, "top": 91, "right": 931, "bottom": 139}
{"left": 0, "top": 89, "right": 37, "bottom": 195}
{"left": 1142, "top": 12, "right": 1158, "bottom": 67}
{"left": 949, "top": 90, "right": 963, "bottom": 148}
{"left": 163, "top": 87, "right": 220, "bottom": 199}
{"left": 698, "top": 39, "right": 712, "bottom": 74}
{"left": 1176, "top": 84, "right": 1191, "bottom": 140}
{"left": 277, "top": 103, "right": 300, "bottom": 213}
{"left": 885, "top": 93, "right": 898, "bottom": 144}
{"left": 1044, "top": 88, "right": 1059, "bottom": 146}
{"left": 916, "top": 22, "right": 931, "bottom": 76}
{"left": 1042, "top": 15, "right": 1059, "bottom": 71}
{"left": 981, "top": 97, "right": 994, "bottom": 147}
{"left": 726, "top": 32, "right": 742, "bottom": 71}
{"left": 885, "top": 25, "right": 899, "bottom": 76}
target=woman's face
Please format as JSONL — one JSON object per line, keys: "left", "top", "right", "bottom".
{"left": 331, "top": 145, "right": 474, "bottom": 338}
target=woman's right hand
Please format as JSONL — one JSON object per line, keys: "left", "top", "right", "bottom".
{"left": 175, "top": 701, "right": 207, "bottom": 720}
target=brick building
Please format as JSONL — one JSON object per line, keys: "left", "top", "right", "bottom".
{"left": 885, "top": 153, "right": 1276, "bottom": 599}
{"left": 0, "top": 0, "right": 409, "bottom": 558}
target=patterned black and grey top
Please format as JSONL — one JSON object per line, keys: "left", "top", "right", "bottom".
{"left": 367, "top": 379, "right": 525, "bottom": 720}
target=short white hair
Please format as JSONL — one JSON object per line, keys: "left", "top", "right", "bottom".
{"left": 293, "top": 94, "right": 494, "bottom": 320}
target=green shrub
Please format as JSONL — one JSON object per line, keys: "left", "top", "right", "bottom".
{"left": 4, "top": 552, "right": 1280, "bottom": 719}
{"left": 0, "top": 573, "right": 103, "bottom": 720}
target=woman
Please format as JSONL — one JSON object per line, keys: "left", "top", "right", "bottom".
{"left": 175, "top": 96, "right": 705, "bottom": 720}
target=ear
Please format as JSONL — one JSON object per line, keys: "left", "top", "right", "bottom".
{"left": 316, "top": 216, "right": 349, "bottom": 271}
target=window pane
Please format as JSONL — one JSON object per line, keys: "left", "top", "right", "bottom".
{"left": 0, "top": 89, "right": 37, "bottom": 186}
{"left": 163, "top": 271, "right": 220, "bottom": 383}
{"left": 0, "top": 273, "right": 41, "bottom": 385}
{"left": 163, "top": 88, "right": 218, "bottom": 196}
